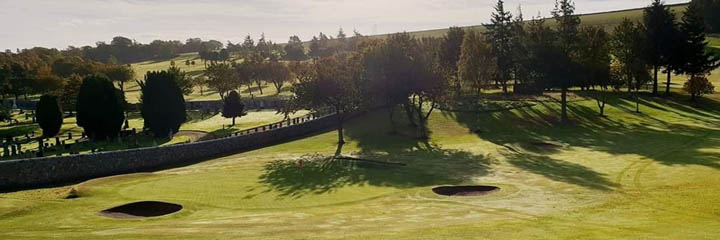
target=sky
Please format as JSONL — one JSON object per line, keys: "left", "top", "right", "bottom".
{"left": 0, "top": 0, "right": 689, "bottom": 50}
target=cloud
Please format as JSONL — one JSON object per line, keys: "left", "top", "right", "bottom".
{"left": 0, "top": 0, "right": 689, "bottom": 50}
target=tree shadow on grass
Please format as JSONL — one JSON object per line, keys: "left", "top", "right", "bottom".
{"left": 504, "top": 152, "right": 618, "bottom": 191}
{"left": 257, "top": 145, "right": 494, "bottom": 198}
{"left": 257, "top": 109, "right": 495, "bottom": 198}
{"left": 448, "top": 93, "right": 720, "bottom": 172}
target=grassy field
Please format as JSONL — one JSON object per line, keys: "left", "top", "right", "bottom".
{"left": 128, "top": 53, "right": 293, "bottom": 103}
{"left": 0, "top": 109, "right": 308, "bottom": 160}
{"left": 3, "top": 87, "right": 720, "bottom": 239}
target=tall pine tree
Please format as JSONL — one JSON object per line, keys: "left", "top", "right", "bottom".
{"left": 552, "top": 0, "right": 581, "bottom": 123}
{"left": 679, "top": 1, "right": 720, "bottom": 78}
{"left": 643, "top": 0, "right": 677, "bottom": 95}
{"left": 487, "top": 0, "right": 513, "bottom": 93}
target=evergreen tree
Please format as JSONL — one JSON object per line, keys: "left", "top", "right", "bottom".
{"left": 284, "top": 35, "right": 308, "bottom": 61}
{"left": 643, "top": 0, "right": 677, "bottom": 95}
{"left": 611, "top": 19, "right": 650, "bottom": 113}
{"left": 678, "top": 1, "right": 720, "bottom": 77}
{"left": 487, "top": 0, "right": 513, "bottom": 93}
{"left": 138, "top": 70, "right": 187, "bottom": 138}
{"left": 36, "top": 94, "right": 63, "bottom": 138}
{"left": 76, "top": 75, "right": 126, "bottom": 140}
{"left": 552, "top": 0, "right": 581, "bottom": 122}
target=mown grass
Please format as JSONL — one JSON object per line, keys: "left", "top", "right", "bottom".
{"left": 3, "top": 88, "right": 720, "bottom": 239}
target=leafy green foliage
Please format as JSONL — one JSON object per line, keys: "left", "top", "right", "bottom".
{"left": 222, "top": 90, "right": 245, "bottom": 126}
{"left": 458, "top": 30, "right": 495, "bottom": 95}
{"left": 36, "top": 95, "right": 63, "bottom": 138}
{"left": 487, "top": 0, "right": 514, "bottom": 93}
{"left": 76, "top": 75, "right": 126, "bottom": 140}
{"left": 205, "top": 63, "right": 237, "bottom": 99}
{"left": 683, "top": 75, "right": 715, "bottom": 100}
{"left": 291, "top": 53, "right": 365, "bottom": 144}
{"left": 138, "top": 70, "right": 187, "bottom": 138}
{"left": 283, "top": 36, "right": 308, "bottom": 61}
{"left": 60, "top": 74, "right": 82, "bottom": 113}
{"left": 103, "top": 64, "right": 135, "bottom": 92}
{"left": 438, "top": 26, "right": 465, "bottom": 75}
{"left": 679, "top": 1, "right": 720, "bottom": 76}
{"left": 643, "top": 0, "right": 678, "bottom": 94}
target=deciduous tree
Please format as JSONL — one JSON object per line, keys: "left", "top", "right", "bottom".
{"left": 222, "top": 90, "right": 245, "bottom": 126}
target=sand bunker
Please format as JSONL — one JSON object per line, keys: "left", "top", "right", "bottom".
{"left": 99, "top": 201, "right": 182, "bottom": 219}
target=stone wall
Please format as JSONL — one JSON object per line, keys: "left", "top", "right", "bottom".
{"left": 0, "top": 114, "right": 338, "bottom": 191}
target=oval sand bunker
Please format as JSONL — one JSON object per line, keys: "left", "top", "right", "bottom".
{"left": 432, "top": 185, "right": 500, "bottom": 196}
{"left": 99, "top": 201, "right": 183, "bottom": 219}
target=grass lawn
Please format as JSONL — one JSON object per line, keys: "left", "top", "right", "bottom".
{"left": 128, "top": 54, "right": 293, "bottom": 104}
{"left": 3, "top": 87, "right": 720, "bottom": 239}
{"left": 0, "top": 109, "right": 305, "bottom": 160}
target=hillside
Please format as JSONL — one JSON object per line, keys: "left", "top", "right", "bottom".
{"left": 367, "top": 3, "right": 689, "bottom": 39}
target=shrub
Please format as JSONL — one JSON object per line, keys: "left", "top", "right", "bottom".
{"left": 36, "top": 95, "right": 63, "bottom": 138}
{"left": 76, "top": 75, "right": 126, "bottom": 140}
{"left": 138, "top": 70, "right": 187, "bottom": 138}
{"left": 222, "top": 90, "right": 245, "bottom": 126}
{"left": 683, "top": 75, "right": 715, "bottom": 101}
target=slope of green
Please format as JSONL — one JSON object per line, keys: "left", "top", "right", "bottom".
{"left": 128, "top": 55, "right": 292, "bottom": 103}
{"left": 3, "top": 90, "right": 720, "bottom": 239}
{"left": 369, "top": 3, "right": 688, "bottom": 39}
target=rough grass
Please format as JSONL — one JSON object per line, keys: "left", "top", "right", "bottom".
{"left": 3, "top": 89, "right": 720, "bottom": 239}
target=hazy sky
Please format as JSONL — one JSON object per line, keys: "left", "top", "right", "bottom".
{"left": 0, "top": 0, "right": 688, "bottom": 50}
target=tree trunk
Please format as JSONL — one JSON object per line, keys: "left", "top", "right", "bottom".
{"left": 256, "top": 81, "right": 263, "bottom": 95}
{"left": 561, "top": 86, "right": 568, "bottom": 123}
{"left": 336, "top": 110, "right": 345, "bottom": 145}
{"left": 415, "top": 99, "right": 428, "bottom": 139}
{"left": 665, "top": 70, "right": 672, "bottom": 96}
{"left": 653, "top": 65, "right": 659, "bottom": 95}
{"left": 232, "top": 117, "right": 236, "bottom": 126}
{"left": 388, "top": 105, "right": 396, "bottom": 134}
{"left": 635, "top": 87, "right": 640, "bottom": 113}
{"left": 403, "top": 102, "right": 416, "bottom": 127}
